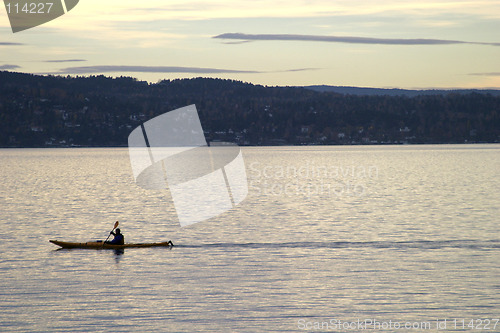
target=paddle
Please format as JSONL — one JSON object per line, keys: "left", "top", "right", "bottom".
{"left": 103, "top": 221, "right": 119, "bottom": 245}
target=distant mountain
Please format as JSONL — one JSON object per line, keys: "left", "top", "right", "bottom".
{"left": 305, "top": 85, "right": 500, "bottom": 97}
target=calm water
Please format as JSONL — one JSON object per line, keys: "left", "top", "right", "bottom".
{"left": 0, "top": 145, "right": 499, "bottom": 332}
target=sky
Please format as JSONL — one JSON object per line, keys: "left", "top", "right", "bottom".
{"left": 1, "top": 0, "right": 500, "bottom": 89}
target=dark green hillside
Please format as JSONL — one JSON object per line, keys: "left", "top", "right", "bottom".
{"left": 1, "top": 71, "right": 499, "bottom": 147}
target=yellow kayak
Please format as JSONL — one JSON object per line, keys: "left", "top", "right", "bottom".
{"left": 49, "top": 240, "right": 174, "bottom": 249}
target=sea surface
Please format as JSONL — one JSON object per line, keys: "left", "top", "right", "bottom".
{"left": 0, "top": 145, "right": 499, "bottom": 332}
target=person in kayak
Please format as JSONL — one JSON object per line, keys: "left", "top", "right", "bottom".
{"left": 106, "top": 228, "right": 124, "bottom": 245}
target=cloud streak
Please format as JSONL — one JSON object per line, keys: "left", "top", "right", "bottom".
{"left": 469, "top": 72, "right": 500, "bottom": 76}
{"left": 0, "top": 42, "right": 24, "bottom": 46}
{"left": 46, "top": 65, "right": 319, "bottom": 76}
{"left": 214, "top": 33, "right": 500, "bottom": 47}
{"left": 52, "top": 65, "right": 262, "bottom": 74}
{"left": 44, "top": 59, "right": 87, "bottom": 63}
{"left": 0, "top": 64, "right": 21, "bottom": 70}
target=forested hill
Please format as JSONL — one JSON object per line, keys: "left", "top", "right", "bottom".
{"left": 1, "top": 71, "right": 499, "bottom": 147}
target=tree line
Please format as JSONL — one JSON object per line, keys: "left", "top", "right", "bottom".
{"left": 0, "top": 71, "right": 499, "bottom": 147}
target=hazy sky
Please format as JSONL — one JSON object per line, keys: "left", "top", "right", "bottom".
{"left": 1, "top": 0, "right": 500, "bottom": 88}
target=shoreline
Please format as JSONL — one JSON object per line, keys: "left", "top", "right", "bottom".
{"left": 1, "top": 141, "right": 499, "bottom": 149}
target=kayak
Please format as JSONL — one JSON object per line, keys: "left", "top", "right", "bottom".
{"left": 49, "top": 240, "right": 174, "bottom": 249}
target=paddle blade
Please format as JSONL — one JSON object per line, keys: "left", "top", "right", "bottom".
{"left": 114, "top": 221, "right": 119, "bottom": 229}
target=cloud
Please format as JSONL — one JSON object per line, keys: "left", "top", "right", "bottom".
{"left": 52, "top": 65, "right": 262, "bottom": 74}
{"left": 0, "top": 42, "right": 24, "bottom": 46}
{"left": 44, "top": 59, "right": 86, "bottom": 63}
{"left": 214, "top": 33, "right": 500, "bottom": 47}
{"left": 46, "top": 65, "right": 318, "bottom": 76}
{"left": 277, "top": 68, "right": 320, "bottom": 73}
{"left": 0, "top": 64, "right": 21, "bottom": 70}
{"left": 220, "top": 40, "right": 254, "bottom": 45}
{"left": 469, "top": 72, "right": 500, "bottom": 76}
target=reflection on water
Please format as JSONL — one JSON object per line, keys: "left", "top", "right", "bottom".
{"left": 113, "top": 249, "right": 125, "bottom": 258}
